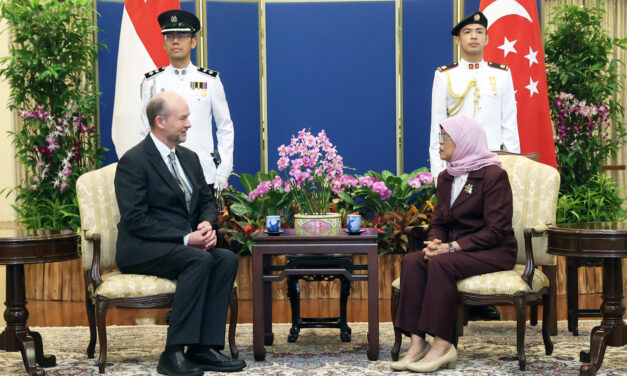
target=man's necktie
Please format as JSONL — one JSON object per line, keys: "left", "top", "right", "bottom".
{"left": 168, "top": 152, "right": 192, "bottom": 211}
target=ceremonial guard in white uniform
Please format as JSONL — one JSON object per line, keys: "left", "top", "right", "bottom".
{"left": 429, "top": 11, "right": 519, "bottom": 180}
{"left": 140, "top": 10, "right": 234, "bottom": 191}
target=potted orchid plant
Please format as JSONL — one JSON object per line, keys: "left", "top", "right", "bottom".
{"left": 277, "top": 129, "right": 344, "bottom": 234}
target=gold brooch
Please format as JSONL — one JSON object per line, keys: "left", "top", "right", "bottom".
{"left": 464, "top": 184, "right": 473, "bottom": 194}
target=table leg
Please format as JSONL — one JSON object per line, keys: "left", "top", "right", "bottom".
{"left": 252, "top": 252, "right": 266, "bottom": 361}
{"left": 263, "top": 273, "right": 274, "bottom": 346}
{"left": 579, "top": 259, "right": 626, "bottom": 376}
{"left": 0, "top": 265, "right": 53, "bottom": 375}
{"left": 17, "top": 334, "right": 46, "bottom": 376}
{"left": 366, "top": 249, "right": 379, "bottom": 361}
{"left": 262, "top": 254, "right": 274, "bottom": 346}
{"left": 567, "top": 257, "right": 579, "bottom": 335}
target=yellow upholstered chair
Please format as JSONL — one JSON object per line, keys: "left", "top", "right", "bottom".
{"left": 76, "top": 163, "right": 239, "bottom": 373}
{"left": 390, "top": 154, "right": 559, "bottom": 371}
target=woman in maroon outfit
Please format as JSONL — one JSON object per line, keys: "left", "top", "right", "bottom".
{"left": 392, "top": 115, "right": 517, "bottom": 372}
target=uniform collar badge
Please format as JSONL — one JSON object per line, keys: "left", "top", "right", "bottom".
{"left": 468, "top": 63, "right": 479, "bottom": 69}
{"left": 464, "top": 184, "right": 473, "bottom": 194}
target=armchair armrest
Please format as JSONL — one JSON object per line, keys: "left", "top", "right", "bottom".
{"left": 521, "top": 226, "right": 548, "bottom": 288}
{"left": 84, "top": 230, "right": 104, "bottom": 289}
{"left": 403, "top": 225, "right": 429, "bottom": 253}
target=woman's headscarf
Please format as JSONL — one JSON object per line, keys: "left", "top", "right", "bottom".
{"left": 441, "top": 115, "right": 503, "bottom": 177}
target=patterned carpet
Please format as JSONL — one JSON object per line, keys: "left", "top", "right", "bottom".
{"left": 0, "top": 321, "right": 625, "bottom": 375}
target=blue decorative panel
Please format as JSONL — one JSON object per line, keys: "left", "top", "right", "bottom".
{"left": 402, "top": 0, "right": 454, "bottom": 173}
{"left": 266, "top": 2, "right": 396, "bottom": 175}
{"left": 97, "top": 1, "right": 197, "bottom": 166}
{"left": 206, "top": 1, "right": 260, "bottom": 180}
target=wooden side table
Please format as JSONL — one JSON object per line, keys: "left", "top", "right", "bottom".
{"left": 547, "top": 222, "right": 627, "bottom": 376}
{"left": 0, "top": 229, "right": 79, "bottom": 376}
{"left": 251, "top": 228, "right": 379, "bottom": 361}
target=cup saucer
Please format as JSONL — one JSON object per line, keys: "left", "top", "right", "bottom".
{"left": 264, "top": 230, "right": 284, "bottom": 236}
{"left": 343, "top": 229, "right": 365, "bottom": 235}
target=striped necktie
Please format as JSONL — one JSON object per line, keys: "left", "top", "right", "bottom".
{"left": 168, "top": 152, "right": 192, "bottom": 211}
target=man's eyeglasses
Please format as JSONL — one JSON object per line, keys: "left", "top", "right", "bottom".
{"left": 439, "top": 133, "right": 453, "bottom": 142}
{"left": 164, "top": 32, "right": 192, "bottom": 41}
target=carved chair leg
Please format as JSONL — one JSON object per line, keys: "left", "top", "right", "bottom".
{"left": 541, "top": 292, "right": 554, "bottom": 355}
{"left": 529, "top": 302, "right": 538, "bottom": 326}
{"left": 391, "top": 287, "right": 401, "bottom": 361}
{"left": 95, "top": 297, "right": 109, "bottom": 374}
{"left": 84, "top": 271, "right": 97, "bottom": 359}
{"left": 514, "top": 295, "right": 527, "bottom": 371}
{"left": 228, "top": 287, "right": 239, "bottom": 360}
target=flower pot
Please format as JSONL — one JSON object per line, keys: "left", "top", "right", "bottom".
{"left": 294, "top": 213, "right": 341, "bottom": 236}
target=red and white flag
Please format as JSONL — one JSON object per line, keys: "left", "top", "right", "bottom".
{"left": 479, "top": 0, "right": 557, "bottom": 167}
{"left": 111, "top": 0, "right": 180, "bottom": 158}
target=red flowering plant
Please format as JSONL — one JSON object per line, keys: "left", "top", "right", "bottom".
{"left": 333, "top": 169, "right": 435, "bottom": 254}
{"left": 220, "top": 171, "right": 292, "bottom": 254}
{"left": 4, "top": 103, "right": 104, "bottom": 230}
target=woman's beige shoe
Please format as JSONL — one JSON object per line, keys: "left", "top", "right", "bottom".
{"left": 390, "top": 342, "right": 432, "bottom": 371}
{"left": 406, "top": 344, "right": 457, "bottom": 373}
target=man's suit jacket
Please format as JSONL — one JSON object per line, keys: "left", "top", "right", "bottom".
{"left": 115, "top": 135, "right": 217, "bottom": 268}
{"left": 428, "top": 165, "right": 517, "bottom": 270}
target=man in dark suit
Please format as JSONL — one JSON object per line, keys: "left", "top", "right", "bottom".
{"left": 114, "top": 91, "right": 245, "bottom": 375}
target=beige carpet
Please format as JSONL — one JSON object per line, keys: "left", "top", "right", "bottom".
{"left": 0, "top": 321, "right": 625, "bottom": 375}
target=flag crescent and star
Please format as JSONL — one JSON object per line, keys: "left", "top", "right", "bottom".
{"left": 479, "top": 0, "right": 557, "bottom": 167}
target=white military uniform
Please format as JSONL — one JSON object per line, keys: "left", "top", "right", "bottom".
{"left": 140, "top": 62, "right": 234, "bottom": 186}
{"left": 429, "top": 58, "right": 519, "bottom": 181}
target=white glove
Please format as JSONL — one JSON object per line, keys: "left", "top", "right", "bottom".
{"left": 214, "top": 175, "right": 229, "bottom": 191}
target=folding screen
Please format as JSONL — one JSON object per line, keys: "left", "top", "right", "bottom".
{"left": 96, "top": 0, "right": 457, "bottom": 175}
{"left": 205, "top": 1, "right": 260, "bottom": 178}
{"left": 402, "top": 0, "right": 454, "bottom": 172}
{"left": 265, "top": 1, "right": 396, "bottom": 175}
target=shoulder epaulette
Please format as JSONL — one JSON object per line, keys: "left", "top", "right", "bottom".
{"left": 487, "top": 62, "right": 509, "bottom": 71}
{"left": 198, "top": 67, "right": 218, "bottom": 77}
{"left": 144, "top": 67, "right": 165, "bottom": 79}
{"left": 437, "top": 62, "right": 458, "bottom": 72}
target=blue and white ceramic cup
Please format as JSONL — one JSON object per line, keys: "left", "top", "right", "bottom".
{"left": 347, "top": 215, "right": 361, "bottom": 232}
{"left": 266, "top": 215, "right": 281, "bottom": 233}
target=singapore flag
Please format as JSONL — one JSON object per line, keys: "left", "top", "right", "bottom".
{"left": 480, "top": 0, "right": 557, "bottom": 168}
{"left": 111, "top": 0, "right": 180, "bottom": 158}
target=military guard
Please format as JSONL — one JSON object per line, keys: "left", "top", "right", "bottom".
{"left": 140, "top": 9, "right": 234, "bottom": 192}
{"left": 429, "top": 11, "right": 519, "bottom": 181}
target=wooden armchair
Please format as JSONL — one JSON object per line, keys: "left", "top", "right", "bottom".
{"left": 76, "top": 163, "right": 239, "bottom": 373}
{"left": 391, "top": 154, "right": 560, "bottom": 371}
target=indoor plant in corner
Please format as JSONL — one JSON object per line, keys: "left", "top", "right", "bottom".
{"left": 277, "top": 128, "right": 344, "bottom": 235}
{"left": 0, "top": 0, "right": 105, "bottom": 231}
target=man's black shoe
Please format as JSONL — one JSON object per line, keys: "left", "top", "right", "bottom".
{"left": 157, "top": 349, "right": 203, "bottom": 376}
{"left": 468, "top": 305, "right": 501, "bottom": 320}
{"left": 186, "top": 347, "right": 246, "bottom": 372}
